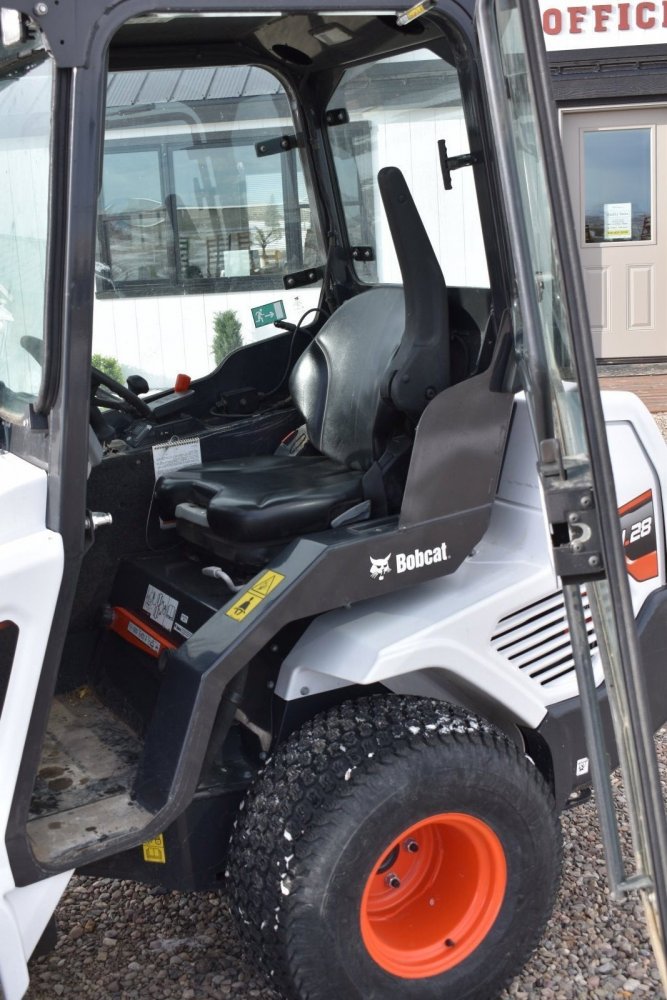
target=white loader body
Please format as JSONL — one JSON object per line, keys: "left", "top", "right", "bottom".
{"left": 0, "top": 388, "right": 664, "bottom": 998}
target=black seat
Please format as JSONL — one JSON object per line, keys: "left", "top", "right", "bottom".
{"left": 159, "top": 455, "right": 365, "bottom": 542}
{"left": 155, "top": 167, "right": 450, "bottom": 562}
{"left": 155, "top": 286, "right": 406, "bottom": 560}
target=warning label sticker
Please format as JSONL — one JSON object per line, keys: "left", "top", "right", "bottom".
{"left": 143, "top": 585, "right": 178, "bottom": 631}
{"left": 226, "top": 591, "right": 264, "bottom": 620}
{"left": 250, "top": 570, "right": 284, "bottom": 596}
{"left": 142, "top": 834, "right": 167, "bottom": 864}
{"left": 226, "top": 570, "right": 286, "bottom": 621}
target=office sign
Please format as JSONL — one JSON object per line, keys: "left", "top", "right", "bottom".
{"left": 540, "top": 1, "right": 667, "bottom": 50}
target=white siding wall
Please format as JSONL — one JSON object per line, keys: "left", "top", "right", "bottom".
{"left": 92, "top": 286, "right": 320, "bottom": 387}
{"left": 372, "top": 113, "right": 489, "bottom": 289}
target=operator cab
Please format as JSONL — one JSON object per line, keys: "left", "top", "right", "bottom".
{"left": 5, "top": 3, "right": 667, "bottom": 994}
{"left": 10, "top": 5, "right": 516, "bottom": 876}
{"left": 82, "top": 10, "right": 505, "bottom": 575}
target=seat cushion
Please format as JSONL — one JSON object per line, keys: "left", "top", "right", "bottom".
{"left": 155, "top": 454, "right": 364, "bottom": 543}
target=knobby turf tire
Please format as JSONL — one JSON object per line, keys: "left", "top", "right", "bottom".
{"left": 226, "top": 695, "right": 562, "bottom": 1000}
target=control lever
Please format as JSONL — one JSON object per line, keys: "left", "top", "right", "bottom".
{"left": 127, "top": 374, "right": 149, "bottom": 395}
{"left": 273, "top": 319, "right": 297, "bottom": 332}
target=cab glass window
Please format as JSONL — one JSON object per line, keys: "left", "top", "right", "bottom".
{"left": 326, "top": 49, "right": 489, "bottom": 290}
{"left": 0, "top": 54, "right": 52, "bottom": 422}
{"left": 93, "top": 66, "right": 322, "bottom": 390}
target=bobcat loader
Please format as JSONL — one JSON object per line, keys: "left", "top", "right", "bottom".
{"left": 1, "top": 0, "right": 667, "bottom": 997}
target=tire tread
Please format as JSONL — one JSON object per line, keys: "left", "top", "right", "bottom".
{"left": 226, "top": 695, "right": 561, "bottom": 1000}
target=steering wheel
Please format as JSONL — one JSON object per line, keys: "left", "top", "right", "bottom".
{"left": 90, "top": 365, "right": 153, "bottom": 420}
{"left": 20, "top": 334, "right": 153, "bottom": 421}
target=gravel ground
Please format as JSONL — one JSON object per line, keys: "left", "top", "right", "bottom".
{"left": 24, "top": 731, "right": 667, "bottom": 1000}
{"left": 23, "top": 418, "right": 667, "bottom": 1000}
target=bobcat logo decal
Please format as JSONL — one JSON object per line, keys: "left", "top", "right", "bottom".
{"left": 370, "top": 555, "right": 392, "bottom": 581}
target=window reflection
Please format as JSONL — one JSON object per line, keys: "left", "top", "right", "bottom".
{"left": 583, "top": 128, "right": 651, "bottom": 243}
{"left": 96, "top": 66, "right": 320, "bottom": 295}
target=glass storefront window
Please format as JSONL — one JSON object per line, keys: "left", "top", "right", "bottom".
{"left": 583, "top": 128, "right": 652, "bottom": 244}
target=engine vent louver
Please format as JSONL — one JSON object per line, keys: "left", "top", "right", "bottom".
{"left": 491, "top": 589, "right": 597, "bottom": 688}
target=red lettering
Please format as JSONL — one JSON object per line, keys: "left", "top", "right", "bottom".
{"left": 541, "top": 0, "right": 665, "bottom": 38}
{"left": 592, "top": 3, "right": 613, "bottom": 29}
{"left": 618, "top": 2, "right": 631, "bottom": 28}
{"left": 542, "top": 7, "right": 563, "bottom": 33}
{"left": 568, "top": 6, "right": 587, "bottom": 32}
{"left": 636, "top": 1, "right": 657, "bottom": 26}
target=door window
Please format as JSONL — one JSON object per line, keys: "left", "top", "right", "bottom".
{"left": 0, "top": 56, "right": 52, "bottom": 422}
{"left": 583, "top": 128, "right": 652, "bottom": 244}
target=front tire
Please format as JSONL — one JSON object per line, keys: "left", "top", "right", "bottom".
{"left": 227, "top": 696, "right": 561, "bottom": 1000}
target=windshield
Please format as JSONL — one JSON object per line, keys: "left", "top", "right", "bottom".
{"left": 0, "top": 41, "right": 52, "bottom": 423}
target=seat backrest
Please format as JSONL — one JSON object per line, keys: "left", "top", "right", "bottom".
{"left": 289, "top": 165, "right": 450, "bottom": 471}
{"left": 289, "top": 286, "right": 405, "bottom": 470}
{"left": 378, "top": 166, "right": 450, "bottom": 421}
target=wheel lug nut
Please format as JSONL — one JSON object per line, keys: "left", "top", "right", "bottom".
{"left": 404, "top": 839, "right": 419, "bottom": 854}
{"left": 386, "top": 873, "right": 401, "bottom": 889}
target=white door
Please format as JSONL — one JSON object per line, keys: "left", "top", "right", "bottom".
{"left": 562, "top": 107, "right": 667, "bottom": 359}
{"left": 0, "top": 454, "right": 70, "bottom": 1000}
{"left": 0, "top": 23, "right": 72, "bottom": 1000}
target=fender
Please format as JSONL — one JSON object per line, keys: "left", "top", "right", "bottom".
{"left": 275, "top": 498, "right": 577, "bottom": 728}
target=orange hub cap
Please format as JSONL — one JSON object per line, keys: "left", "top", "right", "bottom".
{"left": 360, "top": 813, "right": 507, "bottom": 979}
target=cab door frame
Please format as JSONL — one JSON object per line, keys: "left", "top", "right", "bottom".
{"left": 477, "top": 0, "right": 667, "bottom": 982}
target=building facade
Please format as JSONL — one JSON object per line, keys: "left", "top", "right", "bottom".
{"left": 541, "top": 0, "right": 667, "bottom": 360}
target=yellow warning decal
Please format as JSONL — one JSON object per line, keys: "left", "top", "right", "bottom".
{"left": 142, "top": 834, "right": 166, "bottom": 864}
{"left": 250, "top": 570, "right": 285, "bottom": 596}
{"left": 226, "top": 570, "right": 286, "bottom": 621}
{"left": 226, "top": 590, "right": 264, "bottom": 620}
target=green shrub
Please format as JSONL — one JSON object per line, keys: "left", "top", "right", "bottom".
{"left": 212, "top": 310, "right": 243, "bottom": 365}
{"left": 92, "top": 353, "right": 124, "bottom": 383}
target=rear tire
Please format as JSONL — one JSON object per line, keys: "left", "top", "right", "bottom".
{"left": 227, "top": 695, "right": 561, "bottom": 1000}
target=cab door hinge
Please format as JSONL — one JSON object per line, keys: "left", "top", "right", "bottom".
{"left": 539, "top": 438, "right": 605, "bottom": 583}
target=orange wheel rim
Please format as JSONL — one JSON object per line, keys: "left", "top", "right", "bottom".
{"left": 360, "top": 813, "right": 507, "bottom": 979}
